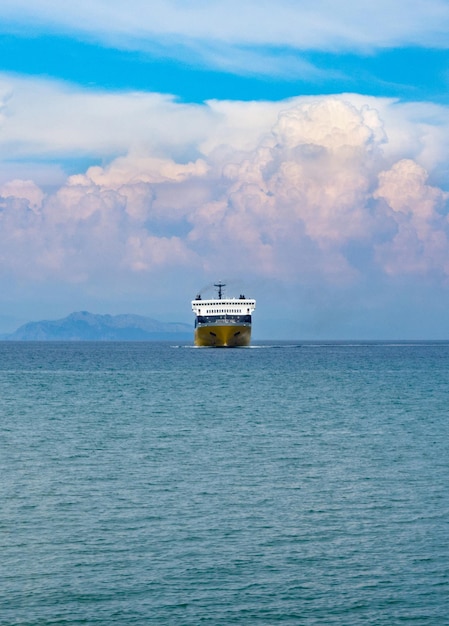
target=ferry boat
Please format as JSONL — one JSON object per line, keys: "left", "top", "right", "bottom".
{"left": 192, "top": 282, "right": 256, "bottom": 347}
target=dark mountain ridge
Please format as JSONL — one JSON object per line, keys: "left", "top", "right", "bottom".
{"left": 5, "top": 311, "right": 192, "bottom": 341}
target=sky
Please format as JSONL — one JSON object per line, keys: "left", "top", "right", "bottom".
{"left": 2, "top": 1, "right": 449, "bottom": 338}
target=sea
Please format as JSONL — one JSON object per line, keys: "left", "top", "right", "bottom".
{"left": 1, "top": 340, "right": 449, "bottom": 625}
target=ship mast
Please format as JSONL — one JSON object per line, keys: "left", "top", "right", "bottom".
{"left": 214, "top": 281, "right": 226, "bottom": 300}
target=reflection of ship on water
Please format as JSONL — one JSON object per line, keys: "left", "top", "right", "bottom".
{"left": 191, "top": 282, "right": 256, "bottom": 347}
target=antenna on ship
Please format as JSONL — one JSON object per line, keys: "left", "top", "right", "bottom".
{"left": 214, "top": 281, "right": 226, "bottom": 300}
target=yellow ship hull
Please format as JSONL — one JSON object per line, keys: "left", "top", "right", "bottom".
{"left": 194, "top": 324, "right": 251, "bottom": 347}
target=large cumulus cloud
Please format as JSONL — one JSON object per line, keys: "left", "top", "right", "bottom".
{"left": 1, "top": 90, "right": 449, "bottom": 301}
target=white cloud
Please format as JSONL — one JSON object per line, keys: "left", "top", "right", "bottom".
{"left": 2, "top": 73, "right": 449, "bottom": 326}
{"left": 0, "top": 179, "right": 45, "bottom": 209}
{"left": 1, "top": 81, "right": 449, "bottom": 299}
{"left": 0, "top": 74, "right": 217, "bottom": 161}
{"left": 374, "top": 159, "right": 449, "bottom": 276}
{"left": 77, "top": 156, "right": 210, "bottom": 187}
{"left": 1, "top": 1, "right": 449, "bottom": 77}
{"left": 4, "top": 74, "right": 449, "bottom": 183}
{"left": 2, "top": 0, "right": 449, "bottom": 50}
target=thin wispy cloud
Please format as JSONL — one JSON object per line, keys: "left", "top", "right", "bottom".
{"left": 2, "top": 0, "right": 449, "bottom": 49}
{"left": 2, "top": 1, "right": 449, "bottom": 78}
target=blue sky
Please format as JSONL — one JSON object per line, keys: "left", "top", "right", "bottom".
{"left": 2, "top": 33, "right": 449, "bottom": 104}
{"left": 1, "top": 0, "right": 449, "bottom": 338}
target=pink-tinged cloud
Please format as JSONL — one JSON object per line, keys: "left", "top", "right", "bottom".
{"left": 1, "top": 93, "right": 449, "bottom": 297}
{"left": 374, "top": 159, "right": 449, "bottom": 276}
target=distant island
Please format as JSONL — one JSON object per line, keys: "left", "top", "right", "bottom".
{"left": 4, "top": 311, "right": 192, "bottom": 341}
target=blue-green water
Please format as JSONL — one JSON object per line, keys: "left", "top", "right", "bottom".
{"left": 1, "top": 341, "right": 449, "bottom": 625}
